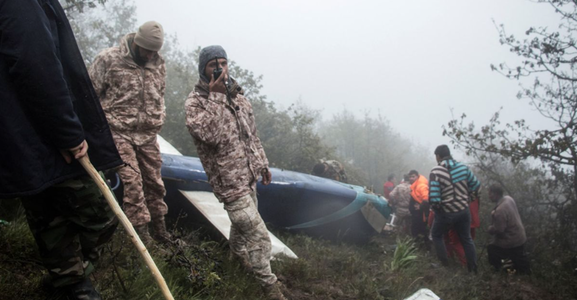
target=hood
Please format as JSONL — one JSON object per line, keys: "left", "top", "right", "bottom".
{"left": 198, "top": 45, "right": 228, "bottom": 83}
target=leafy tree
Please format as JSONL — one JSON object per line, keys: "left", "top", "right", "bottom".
{"left": 446, "top": 0, "right": 577, "bottom": 181}
{"left": 259, "top": 100, "right": 333, "bottom": 172}
{"left": 65, "top": 0, "right": 137, "bottom": 65}
{"left": 158, "top": 50, "right": 336, "bottom": 172}
{"left": 67, "top": 0, "right": 333, "bottom": 173}
{"left": 444, "top": 0, "right": 577, "bottom": 251}
{"left": 320, "top": 109, "right": 434, "bottom": 193}
{"left": 64, "top": 0, "right": 198, "bottom": 155}
{"left": 159, "top": 42, "right": 200, "bottom": 155}
{"left": 237, "top": 89, "right": 334, "bottom": 172}
{"left": 60, "top": 0, "right": 106, "bottom": 12}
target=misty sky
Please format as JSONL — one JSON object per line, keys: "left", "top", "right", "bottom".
{"left": 133, "top": 0, "right": 560, "bottom": 149}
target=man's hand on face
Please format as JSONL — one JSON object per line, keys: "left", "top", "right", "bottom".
{"left": 261, "top": 168, "right": 272, "bottom": 185}
{"left": 59, "top": 140, "right": 89, "bottom": 164}
{"left": 206, "top": 58, "right": 229, "bottom": 94}
{"left": 209, "top": 71, "right": 227, "bottom": 94}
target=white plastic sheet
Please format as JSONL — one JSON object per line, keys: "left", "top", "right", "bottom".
{"left": 404, "top": 288, "right": 441, "bottom": 300}
{"left": 180, "top": 190, "right": 298, "bottom": 259}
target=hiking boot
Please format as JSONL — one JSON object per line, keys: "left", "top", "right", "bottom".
{"left": 134, "top": 224, "right": 154, "bottom": 247}
{"left": 63, "top": 277, "right": 102, "bottom": 300}
{"left": 263, "top": 281, "right": 288, "bottom": 300}
{"left": 150, "top": 217, "right": 173, "bottom": 244}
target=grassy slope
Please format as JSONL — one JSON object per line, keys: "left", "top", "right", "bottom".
{"left": 1, "top": 201, "right": 575, "bottom": 300}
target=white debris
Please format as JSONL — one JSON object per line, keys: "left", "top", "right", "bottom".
{"left": 404, "top": 288, "right": 440, "bottom": 300}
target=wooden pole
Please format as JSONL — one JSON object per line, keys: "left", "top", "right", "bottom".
{"left": 77, "top": 155, "right": 175, "bottom": 300}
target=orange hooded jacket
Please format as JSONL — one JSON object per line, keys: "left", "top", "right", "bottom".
{"left": 410, "top": 174, "right": 429, "bottom": 204}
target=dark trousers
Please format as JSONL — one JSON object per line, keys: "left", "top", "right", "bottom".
{"left": 487, "top": 244, "right": 531, "bottom": 274}
{"left": 21, "top": 175, "right": 118, "bottom": 287}
{"left": 431, "top": 208, "right": 477, "bottom": 272}
{"left": 411, "top": 212, "right": 429, "bottom": 248}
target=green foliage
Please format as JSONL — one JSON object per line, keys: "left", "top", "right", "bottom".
{"left": 444, "top": 0, "right": 577, "bottom": 253}
{"left": 272, "top": 233, "right": 388, "bottom": 299}
{"left": 0, "top": 202, "right": 46, "bottom": 300}
{"left": 479, "top": 1, "right": 577, "bottom": 169}
{"left": 66, "top": 0, "right": 137, "bottom": 65}
{"left": 3, "top": 199, "right": 577, "bottom": 300}
{"left": 445, "top": 0, "right": 577, "bottom": 174}
{"left": 158, "top": 46, "right": 337, "bottom": 173}
{"left": 60, "top": 0, "right": 106, "bottom": 12}
{"left": 159, "top": 42, "right": 200, "bottom": 156}
{"left": 389, "top": 237, "right": 418, "bottom": 271}
{"left": 8, "top": 1, "right": 577, "bottom": 299}
{"left": 320, "top": 109, "right": 435, "bottom": 192}
{"left": 252, "top": 100, "right": 334, "bottom": 173}
{"left": 67, "top": 0, "right": 428, "bottom": 185}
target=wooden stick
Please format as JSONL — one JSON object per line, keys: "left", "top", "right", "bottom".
{"left": 77, "top": 155, "right": 175, "bottom": 300}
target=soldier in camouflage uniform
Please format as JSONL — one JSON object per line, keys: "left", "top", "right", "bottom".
{"left": 389, "top": 174, "right": 413, "bottom": 235}
{"left": 0, "top": 0, "right": 123, "bottom": 298}
{"left": 89, "top": 21, "right": 171, "bottom": 245}
{"left": 185, "top": 45, "right": 287, "bottom": 300}
{"left": 311, "top": 159, "right": 348, "bottom": 183}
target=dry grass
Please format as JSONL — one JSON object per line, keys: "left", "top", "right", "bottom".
{"left": 1, "top": 200, "right": 575, "bottom": 300}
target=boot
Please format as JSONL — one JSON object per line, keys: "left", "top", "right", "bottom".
{"left": 134, "top": 224, "right": 154, "bottom": 247}
{"left": 63, "top": 277, "right": 102, "bottom": 300}
{"left": 263, "top": 281, "right": 288, "bottom": 300}
{"left": 150, "top": 217, "right": 173, "bottom": 244}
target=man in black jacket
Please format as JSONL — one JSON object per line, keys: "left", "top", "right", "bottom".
{"left": 0, "top": 0, "right": 123, "bottom": 298}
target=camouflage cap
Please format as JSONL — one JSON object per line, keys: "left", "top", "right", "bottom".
{"left": 199, "top": 45, "right": 227, "bottom": 82}
{"left": 134, "top": 21, "right": 164, "bottom": 52}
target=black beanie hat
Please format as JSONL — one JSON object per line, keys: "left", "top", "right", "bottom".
{"left": 199, "top": 45, "right": 228, "bottom": 82}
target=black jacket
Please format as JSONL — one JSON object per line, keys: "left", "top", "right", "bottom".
{"left": 0, "top": 0, "right": 122, "bottom": 198}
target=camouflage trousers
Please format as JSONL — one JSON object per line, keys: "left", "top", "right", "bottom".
{"left": 114, "top": 134, "right": 167, "bottom": 226}
{"left": 21, "top": 175, "right": 118, "bottom": 287}
{"left": 396, "top": 215, "right": 412, "bottom": 236}
{"left": 224, "top": 192, "right": 277, "bottom": 286}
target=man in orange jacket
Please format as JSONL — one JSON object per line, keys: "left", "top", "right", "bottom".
{"left": 408, "top": 170, "right": 430, "bottom": 248}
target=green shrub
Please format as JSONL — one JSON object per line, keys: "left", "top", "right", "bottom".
{"left": 389, "top": 237, "right": 418, "bottom": 271}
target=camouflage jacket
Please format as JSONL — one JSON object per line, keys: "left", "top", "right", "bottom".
{"left": 322, "top": 160, "right": 348, "bottom": 183}
{"left": 185, "top": 81, "right": 269, "bottom": 203}
{"left": 88, "top": 33, "right": 166, "bottom": 145}
{"left": 389, "top": 182, "right": 411, "bottom": 217}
